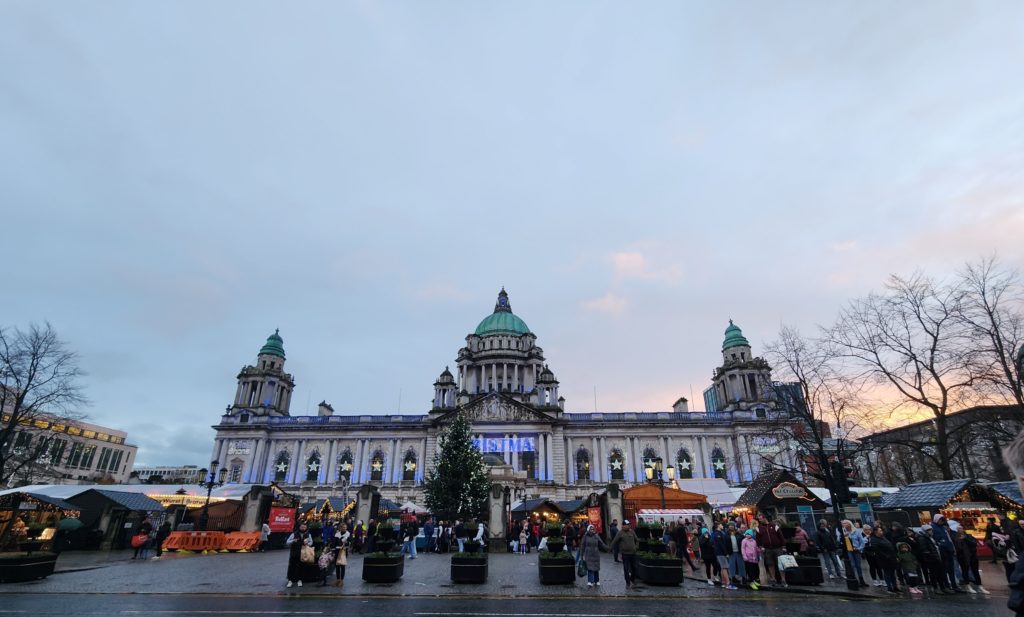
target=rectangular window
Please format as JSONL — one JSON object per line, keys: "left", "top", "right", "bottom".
{"left": 110, "top": 450, "right": 124, "bottom": 474}
{"left": 67, "top": 443, "right": 85, "bottom": 467}
{"left": 13, "top": 432, "right": 32, "bottom": 449}
{"left": 50, "top": 439, "right": 67, "bottom": 466}
{"left": 97, "top": 448, "right": 112, "bottom": 472}
{"left": 81, "top": 445, "right": 97, "bottom": 469}
{"left": 230, "top": 464, "right": 242, "bottom": 483}
{"left": 67, "top": 426, "right": 82, "bottom": 436}
{"left": 82, "top": 430, "right": 96, "bottom": 439}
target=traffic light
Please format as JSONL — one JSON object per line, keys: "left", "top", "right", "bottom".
{"left": 830, "top": 460, "right": 852, "bottom": 504}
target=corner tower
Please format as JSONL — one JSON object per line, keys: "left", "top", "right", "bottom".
{"left": 709, "top": 320, "right": 775, "bottom": 416}
{"left": 227, "top": 329, "right": 295, "bottom": 418}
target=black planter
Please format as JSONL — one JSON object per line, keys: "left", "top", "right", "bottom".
{"left": 538, "top": 557, "right": 576, "bottom": 584}
{"left": 637, "top": 556, "right": 684, "bottom": 586}
{"left": 0, "top": 553, "right": 58, "bottom": 583}
{"left": 450, "top": 557, "right": 488, "bottom": 583}
{"left": 362, "top": 554, "right": 405, "bottom": 583}
{"left": 635, "top": 527, "right": 652, "bottom": 540}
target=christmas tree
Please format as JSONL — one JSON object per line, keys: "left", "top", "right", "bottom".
{"left": 425, "top": 411, "right": 490, "bottom": 521}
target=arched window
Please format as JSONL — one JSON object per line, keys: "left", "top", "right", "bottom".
{"left": 402, "top": 449, "right": 418, "bottom": 482}
{"left": 273, "top": 451, "right": 290, "bottom": 482}
{"left": 676, "top": 448, "right": 693, "bottom": 479}
{"left": 642, "top": 447, "right": 658, "bottom": 472}
{"left": 609, "top": 449, "right": 625, "bottom": 481}
{"left": 336, "top": 449, "right": 353, "bottom": 483}
{"left": 370, "top": 450, "right": 385, "bottom": 482}
{"left": 229, "top": 458, "right": 244, "bottom": 483}
{"left": 576, "top": 447, "right": 591, "bottom": 481}
{"left": 711, "top": 447, "right": 727, "bottom": 479}
{"left": 305, "top": 451, "right": 321, "bottom": 483}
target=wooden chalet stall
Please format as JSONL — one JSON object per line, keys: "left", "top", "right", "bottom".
{"left": 731, "top": 471, "right": 830, "bottom": 531}
{"left": 623, "top": 484, "right": 708, "bottom": 525}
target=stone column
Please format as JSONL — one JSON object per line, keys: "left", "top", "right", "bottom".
{"left": 354, "top": 439, "right": 365, "bottom": 484}
{"left": 552, "top": 426, "right": 566, "bottom": 485}
{"left": 545, "top": 433, "right": 554, "bottom": 482}
{"left": 246, "top": 439, "right": 260, "bottom": 483}
{"left": 291, "top": 440, "right": 304, "bottom": 484}
{"left": 599, "top": 437, "right": 608, "bottom": 483}
{"left": 389, "top": 439, "right": 399, "bottom": 484}
{"left": 325, "top": 440, "right": 336, "bottom": 485}
{"left": 511, "top": 433, "right": 519, "bottom": 471}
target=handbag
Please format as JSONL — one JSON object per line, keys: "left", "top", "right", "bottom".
{"left": 336, "top": 547, "right": 348, "bottom": 566}
{"left": 131, "top": 533, "right": 148, "bottom": 548}
{"left": 1009, "top": 547, "right": 1019, "bottom": 564}
{"left": 777, "top": 554, "right": 798, "bottom": 570}
{"left": 576, "top": 558, "right": 587, "bottom": 578}
{"left": 300, "top": 544, "right": 316, "bottom": 564}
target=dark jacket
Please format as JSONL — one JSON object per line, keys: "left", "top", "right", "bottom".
{"left": 609, "top": 527, "right": 638, "bottom": 555}
{"left": 918, "top": 534, "right": 941, "bottom": 564}
{"left": 1011, "top": 526, "right": 1024, "bottom": 554}
{"left": 712, "top": 530, "right": 733, "bottom": 557}
{"left": 699, "top": 534, "right": 715, "bottom": 560}
{"left": 866, "top": 535, "right": 898, "bottom": 569}
{"left": 756, "top": 524, "right": 786, "bottom": 549}
{"left": 816, "top": 527, "right": 837, "bottom": 552}
{"left": 1010, "top": 556, "right": 1024, "bottom": 615}
{"left": 932, "top": 523, "right": 956, "bottom": 554}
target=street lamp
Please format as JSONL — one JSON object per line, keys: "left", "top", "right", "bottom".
{"left": 197, "top": 460, "right": 227, "bottom": 531}
{"left": 644, "top": 458, "right": 675, "bottom": 509}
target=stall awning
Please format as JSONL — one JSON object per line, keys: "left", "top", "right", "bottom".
{"left": 637, "top": 508, "right": 705, "bottom": 519}
{"left": 512, "top": 498, "right": 564, "bottom": 514}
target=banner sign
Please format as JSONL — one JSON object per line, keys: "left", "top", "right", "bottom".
{"left": 268, "top": 506, "right": 297, "bottom": 533}
{"left": 771, "top": 481, "right": 811, "bottom": 500}
{"left": 587, "top": 506, "right": 603, "bottom": 534}
{"left": 472, "top": 435, "right": 536, "bottom": 453}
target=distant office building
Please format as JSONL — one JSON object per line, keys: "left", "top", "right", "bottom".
{"left": 131, "top": 465, "right": 206, "bottom": 484}
{"left": 1, "top": 410, "right": 137, "bottom": 486}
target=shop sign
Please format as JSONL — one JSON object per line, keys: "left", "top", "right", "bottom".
{"left": 17, "top": 502, "right": 37, "bottom": 510}
{"left": 268, "top": 506, "right": 297, "bottom": 533}
{"left": 950, "top": 502, "right": 994, "bottom": 510}
{"left": 587, "top": 506, "right": 603, "bottom": 534}
{"left": 772, "top": 482, "right": 810, "bottom": 500}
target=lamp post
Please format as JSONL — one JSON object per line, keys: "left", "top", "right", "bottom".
{"left": 644, "top": 458, "right": 675, "bottom": 509}
{"left": 197, "top": 460, "right": 227, "bottom": 531}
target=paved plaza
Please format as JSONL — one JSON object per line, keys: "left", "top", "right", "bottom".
{"left": 1, "top": 548, "right": 1011, "bottom": 605}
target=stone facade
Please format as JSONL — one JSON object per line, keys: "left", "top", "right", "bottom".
{"left": 211, "top": 290, "right": 799, "bottom": 503}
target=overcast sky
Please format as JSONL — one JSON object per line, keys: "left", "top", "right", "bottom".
{"left": 2, "top": 1, "right": 1022, "bottom": 467}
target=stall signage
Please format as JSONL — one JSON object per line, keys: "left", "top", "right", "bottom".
{"left": 587, "top": 506, "right": 603, "bottom": 534}
{"left": 951, "top": 502, "right": 994, "bottom": 510}
{"left": 772, "top": 482, "right": 810, "bottom": 500}
{"left": 268, "top": 506, "right": 297, "bottom": 533}
{"left": 17, "top": 502, "right": 37, "bottom": 510}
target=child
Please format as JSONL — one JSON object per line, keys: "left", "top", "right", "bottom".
{"left": 896, "top": 542, "right": 922, "bottom": 594}
{"left": 741, "top": 529, "right": 761, "bottom": 590}
{"left": 519, "top": 525, "right": 529, "bottom": 555}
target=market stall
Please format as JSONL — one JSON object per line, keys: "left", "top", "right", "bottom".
{"left": 731, "top": 470, "right": 830, "bottom": 531}
{"left": 623, "top": 484, "right": 708, "bottom": 525}
{"left": 511, "top": 498, "right": 564, "bottom": 525}
{"left": 0, "top": 492, "right": 80, "bottom": 552}
{"left": 879, "top": 479, "right": 1022, "bottom": 540}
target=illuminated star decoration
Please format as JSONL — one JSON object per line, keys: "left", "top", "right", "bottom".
{"left": 275, "top": 462, "right": 288, "bottom": 472}
{"left": 371, "top": 460, "right": 383, "bottom": 472}
{"left": 404, "top": 461, "right": 416, "bottom": 471}
{"left": 644, "top": 458, "right": 654, "bottom": 467}
{"left": 610, "top": 460, "right": 623, "bottom": 470}
{"left": 713, "top": 460, "right": 726, "bottom": 470}
{"left": 340, "top": 462, "right": 353, "bottom": 472}
{"left": 679, "top": 460, "right": 692, "bottom": 470}
{"left": 307, "top": 461, "right": 320, "bottom": 472}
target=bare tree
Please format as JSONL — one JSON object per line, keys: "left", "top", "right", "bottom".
{"left": 0, "top": 323, "right": 87, "bottom": 486}
{"left": 957, "top": 256, "right": 1024, "bottom": 408}
{"left": 830, "top": 273, "right": 982, "bottom": 480}
{"left": 763, "top": 325, "right": 867, "bottom": 489}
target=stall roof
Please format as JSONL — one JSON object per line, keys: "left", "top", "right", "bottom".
{"left": 879, "top": 480, "right": 970, "bottom": 510}
{"left": 378, "top": 498, "right": 403, "bottom": 513}
{"left": 0, "top": 492, "right": 80, "bottom": 512}
{"left": 637, "top": 509, "right": 705, "bottom": 519}
{"left": 987, "top": 481, "right": 1023, "bottom": 505}
{"left": 73, "top": 489, "right": 165, "bottom": 512}
{"left": 674, "top": 478, "right": 736, "bottom": 506}
{"left": 558, "top": 500, "right": 585, "bottom": 513}
{"left": 732, "top": 470, "right": 828, "bottom": 510}
{"left": 399, "top": 501, "right": 430, "bottom": 514}
{"left": 0, "top": 483, "right": 256, "bottom": 500}
{"left": 512, "top": 498, "right": 563, "bottom": 513}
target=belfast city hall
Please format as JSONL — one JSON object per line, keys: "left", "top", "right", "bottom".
{"left": 210, "top": 289, "right": 798, "bottom": 503}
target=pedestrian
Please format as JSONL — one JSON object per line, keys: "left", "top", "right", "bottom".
{"left": 755, "top": 516, "right": 787, "bottom": 587}
{"left": 472, "top": 518, "right": 486, "bottom": 552}
{"left": 792, "top": 525, "right": 810, "bottom": 554}
{"left": 424, "top": 518, "right": 436, "bottom": 554}
{"left": 841, "top": 520, "right": 867, "bottom": 586}
{"left": 956, "top": 528, "right": 988, "bottom": 594}
{"left": 402, "top": 517, "right": 419, "bottom": 559}
{"left": 741, "top": 529, "right": 761, "bottom": 590}
{"left": 332, "top": 523, "right": 351, "bottom": 588}
{"left": 726, "top": 523, "right": 745, "bottom": 585}
{"left": 897, "top": 542, "right": 923, "bottom": 594}
{"left": 519, "top": 522, "right": 529, "bottom": 555}
{"left": 132, "top": 516, "right": 153, "bottom": 560}
{"left": 580, "top": 524, "right": 608, "bottom": 588}
{"left": 153, "top": 520, "right": 172, "bottom": 559}
{"left": 609, "top": 519, "right": 639, "bottom": 588}
{"left": 865, "top": 526, "right": 900, "bottom": 593}
{"left": 608, "top": 519, "right": 620, "bottom": 562}
{"left": 675, "top": 520, "right": 698, "bottom": 572}
{"left": 931, "top": 514, "right": 964, "bottom": 592}
{"left": 698, "top": 527, "right": 720, "bottom": 585}
{"left": 454, "top": 519, "right": 466, "bottom": 553}
{"left": 1001, "top": 430, "right": 1024, "bottom": 615}
{"left": 712, "top": 523, "right": 736, "bottom": 589}
{"left": 286, "top": 523, "right": 313, "bottom": 588}
{"left": 365, "top": 519, "right": 377, "bottom": 554}
{"left": 259, "top": 521, "right": 271, "bottom": 552}
{"left": 986, "top": 517, "right": 1003, "bottom": 563}
{"left": 816, "top": 520, "right": 841, "bottom": 580}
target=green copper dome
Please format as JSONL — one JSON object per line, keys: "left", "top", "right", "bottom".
{"left": 474, "top": 288, "right": 531, "bottom": 336}
{"left": 259, "top": 329, "right": 286, "bottom": 358}
{"left": 722, "top": 319, "right": 750, "bottom": 350}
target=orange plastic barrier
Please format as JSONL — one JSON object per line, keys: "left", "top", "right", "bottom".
{"left": 223, "top": 531, "right": 262, "bottom": 552}
{"left": 162, "top": 531, "right": 226, "bottom": 552}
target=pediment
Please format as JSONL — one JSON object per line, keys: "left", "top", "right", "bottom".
{"left": 435, "top": 393, "right": 554, "bottom": 425}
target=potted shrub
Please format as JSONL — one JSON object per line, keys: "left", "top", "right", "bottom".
{"left": 451, "top": 541, "right": 488, "bottom": 583}
{"left": 635, "top": 522, "right": 652, "bottom": 541}
{"left": 636, "top": 550, "right": 684, "bottom": 586}
{"left": 538, "top": 549, "right": 575, "bottom": 584}
{"left": 543, "top": 523, "right": 565, "bottom": 554}
{"left": 362, "top": 520, "right": 404, "bottom": 583}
